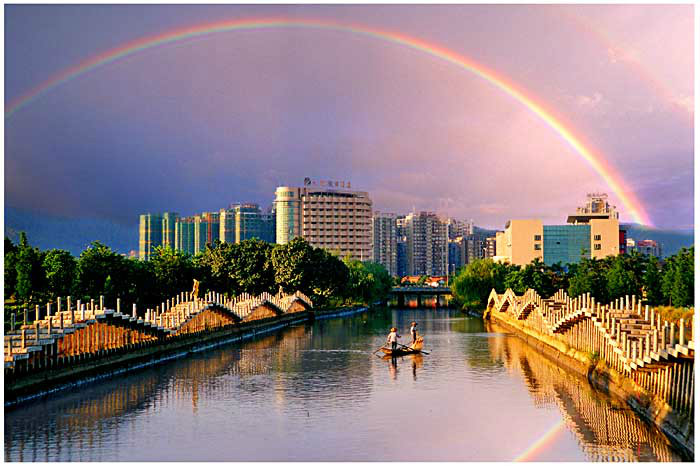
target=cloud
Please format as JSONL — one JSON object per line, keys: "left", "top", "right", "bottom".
{"left": 672, "top": 94, "right": 694, "bottom": 115}
{"left": 575, "top": 92, "right": 605, "bottom": 109}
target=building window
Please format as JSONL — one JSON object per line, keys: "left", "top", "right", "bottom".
{"left": 594, "top": 243, "right": 602, "bottom": 250}
{"left": 534, "top": 235, "right": 541, "bottom": 241}
{"left": 594, "top": 234, "right": 601, "bottom": 241}
{"left": 534, "top": 244, "right": 542, "bottom": 250}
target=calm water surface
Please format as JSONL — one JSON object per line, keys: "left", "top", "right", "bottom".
{"left": 4, "top": 308, "right": 684, "bottom": 461}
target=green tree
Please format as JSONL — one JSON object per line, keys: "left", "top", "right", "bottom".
{"left": 270, "top": 237, "right": 317, "bottom": 294}
{"left": 503, "top": 266, "right": 527, "bottom": 294}
{"left": 605, "top": 256, "right": 640, "bottom": 301}
{"left": 362, "top": 262, "right": 393, "bottom": 303}
{"left": 127, "top": 258, "right": 160, "bottom": 311}
{"left": 149, "top": 246, "right": 196, "bottom": 298}
{"left": 75, "top": 241, "right": 130, "bottom": 303}
{"left": 14, "top": 232, "right": 44, "bottom": 302}
{"left": 344, "top": 260, "right": 391, "bottom": 305}
{"left": 548, "top": 262, "right": 571, "bottom": 294}
{"left": 227, "top": 239, "right": 276, "bottom": 295}
{"left": 568, "top": 257, "right": 609, "bottom": 302}
{"left": 42, "top": 249, "right": 77, "bottom": 299}
{"left": 193, "top": 242, "right": 233, "bottom": 294}
{"left": 5, "top": 237, "right": 18, "bottom": 299}
{"left": 661, "top": 247, "right": 694, "bottom": 307}
{"left": 451, "top": 259, "right": 503, "bottom": 311}
{"left": 500, "top": 259, "right": 566, "bottom": 298}
{"left": 642, "top": 255, "right": 663, "bottom": 305}
{"left": 311, "top": 248, "right": 349, "bottom": 307}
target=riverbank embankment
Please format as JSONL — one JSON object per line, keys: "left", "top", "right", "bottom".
{"left": 486, "top": 300, "right": 693, "bottom": 461}
{"left": 5, "top": 305, "right": 369, "bottom": 408}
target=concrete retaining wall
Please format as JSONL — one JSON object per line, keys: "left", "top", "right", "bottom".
{"left": 5, "top": 306, "right": 369, "bottom": 408}
{"left": 488, "top": 311, "right": 693, "bottom": 460}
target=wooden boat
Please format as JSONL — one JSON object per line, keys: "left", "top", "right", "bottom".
{"left": 379, "top": 337, "right": 424, "bottom": 356}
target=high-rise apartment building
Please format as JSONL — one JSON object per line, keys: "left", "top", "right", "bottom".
{"left": 162, "top": 212, "right": 179, "bottom": 250}
{"left": 447, "top": 218, "right": 474, "bottom": 240}
{"left": 194, "top": 212, "right": 220, "bottom": 253}
{"left": 448, "top": 237, "right": 465, "bottom": 274}
{"left": 139, "top": 213, "right": 163, "bottom": 260}
{"left": 396, "top": 215, "right": 408, "bottom": 277}
{"left": 138, "top": 212, "right": 179, "bottom": 260}
{"left": 236, "top": 204, "right": 275, "bottom": 243}
{"left": 405, "top": 211, "right": 448, "bottom": 276}
{"left": 175, "top": 217, "right": 196, "bottom": 255}
{"left": 484, "top": 236, "right": 497, "bottom": 259}
{"left": 220, "top": 203, "right": 276, "bottom": 244}
{"left": 274, "top": 182, "right": 372, "bottom": 260}
{"left": 372, "top": 212, "right": 397, "bottom": 276}
{"left": 461, "top": 230, "right": 495, "bottom": 264}
{"left": 219, "top": 207, "right": 237, "bottom": 244}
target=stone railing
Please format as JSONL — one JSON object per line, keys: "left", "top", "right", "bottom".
{"left": 487, "top": 288, "right": 694, "bottom": 417}
{"left": 4, "top": 290, "right": 313, "bottom": 374}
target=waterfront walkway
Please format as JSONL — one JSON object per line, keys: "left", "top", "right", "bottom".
{"left": 4, "top": 290, "right": 312, "bottom": 375}
{"left": 487, "top": 287, "right": 694, "bottom": 451}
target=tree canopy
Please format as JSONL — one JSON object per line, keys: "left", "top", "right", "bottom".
{"left": 5, "top": 234, "right": 394, "bottom": 316}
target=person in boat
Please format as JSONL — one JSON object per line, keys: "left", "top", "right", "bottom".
{"left": 386, "top": 327, "right": 401, "bottom": 351}
{"left": 409, "top": 321, "right": 418, "bottom": 345}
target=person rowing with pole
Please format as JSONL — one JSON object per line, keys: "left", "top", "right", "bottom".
{"left": 409, "top": 321, "right": 418, "bottom": 346}
{"left": 386, "top": 327, "right": 401, "bottom": 352}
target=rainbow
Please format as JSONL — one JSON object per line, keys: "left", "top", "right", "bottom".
{"left": 513, "top": 419, "right": 567, "bottom": 461}
{"left": 4, "top": 17, "right": 652, "bottom": 225}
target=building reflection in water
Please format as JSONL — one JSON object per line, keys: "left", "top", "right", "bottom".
{"left": 485, "top": 321, "right": 683, "bottom": 462}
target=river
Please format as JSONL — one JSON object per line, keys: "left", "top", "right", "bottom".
{"left": 4, "top": 308, "right": 685, "bottom": 461}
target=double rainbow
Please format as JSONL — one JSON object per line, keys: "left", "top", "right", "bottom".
{"left": 4, "top": 18, "right": 652, "bottom": 226}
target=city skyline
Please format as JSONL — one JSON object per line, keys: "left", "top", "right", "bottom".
{"left": 5, "top": 4, "right": 694, "bottom": 231}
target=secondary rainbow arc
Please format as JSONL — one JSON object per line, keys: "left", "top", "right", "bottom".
{"left": 4, "top": 17, "right": 652, "bottom": 226}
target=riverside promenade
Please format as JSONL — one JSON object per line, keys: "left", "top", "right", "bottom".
{"left": 486, "top": 288, "right": 694, "bottom": 459}
{"left": 4, "top": 290, "right": 367, "bottom": 405}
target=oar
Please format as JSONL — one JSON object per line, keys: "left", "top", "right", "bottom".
{"left": 398, "top": 342, "right": 430, "bottom": 355}
{"left": 373, "top": 345, "right": 387, "bottom": 354}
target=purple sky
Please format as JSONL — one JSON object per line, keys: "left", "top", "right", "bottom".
{"left": 4, "top": 4, "right": 694, "bottom": 230}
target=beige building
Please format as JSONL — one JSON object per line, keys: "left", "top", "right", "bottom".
{"left": 495, "top": 194, "right": 620, "bottom": 266}
{"left": 494, "top": 219, "right": 543, "bottom": 266}
{"left": 274, "top": 182, "right": 372, "bottom": 260}
{"left": 589, "top": 218, "right": 620, "bottom": 259}
{"left": 568, "top": 193, "right": 620, "bottom": 260}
